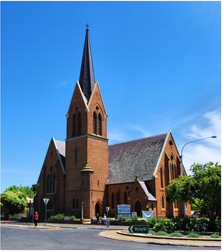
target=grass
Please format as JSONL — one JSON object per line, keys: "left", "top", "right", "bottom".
{"left": 210, "top": 234, "right": 221, "bottom": 239}
{"left": 155, "top": 231, "right": 168, "bottom": 236}
{"left": 148, "top": 230, "right": 155, "bottom": 235}
{"left": 187, "top": 233, "right": 200, "bottom": 238}
{"left": 169, "top": 232, "right": 184, "bottom": 237}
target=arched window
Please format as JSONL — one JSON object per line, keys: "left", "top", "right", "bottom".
{"left": 78, "top": 112, "right": 82, "bottom": 135}
{"left": 50, "top": 174, "right": 53, "bottom": 193}
{"left": 93, "top": 112, "right": 97, "bottom": 134}
{"left": 75, "top": 148, "right": 78, "bottom": 161}
{"left": 162, "top": 196, "right": 165, "bottom": 209}
{"left": 47, "top": 175, "right": 50, "bottom": 193}
{"left": 73, "top": 199, "right": 75, "bottom": 209}
{"left": 53, "top": 173, "right": 56, "bottom": 193}
{"left": 98, "top": 113, "right": 102, "bottom": 135}
{"left": 111, "top": 193, "right": 114, "bottom": 209}
{"left": 171, "top": 164, "right": 174, "bottom": 180}
{"left": 124, "top": 191, "right": 127, "bottom": 204}
{"left": 72, "top": 114, "right": 76, "bottom": 137}
{"left": 160, "top": 167, "right": 163, "bottom": 188}
{"left": 76, "top": 198, "right": 79, "bottom": 209}
{"left": 174, "top": 164, "right": 177, "bottom": 179}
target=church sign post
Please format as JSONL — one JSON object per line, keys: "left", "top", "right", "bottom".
{"left": 43, "top": 198, "right": 49, "bottom": 226}
{"left": 129, "top": 225, "right": 149, "bottom": 234}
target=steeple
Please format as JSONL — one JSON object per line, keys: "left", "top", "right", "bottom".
{"left": 79, "top": 24, "right": 95, "bottom": 102}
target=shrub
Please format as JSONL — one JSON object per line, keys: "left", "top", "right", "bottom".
{"left": 155, "top": 231, "right": 168, "bottom": 236}
{"left": 126, "top": 218, "right": 132, "bottom": 222}
{"left": 137, "top": 217, "right": 146, "bottom": 221}
{"left": 131, "top": 215, "right": 138, "bottom": 221}
{"left": 187, "top": 233, "right": 200, "bottom": 238}
{"left": 146, "top": 217, "right": 221, "bottom": 232}
{"left": 147, "top": 217, "right": 159, "bottom": 228}
{"left": 170, "top": 232, "right": 184, "bottom": 237}
{"left": 153, "top": 219, "right": 166, "bottom": 231}
{"left": 119, "top": 215, "right": 126, "bottom": 221}
{"left": 49, "top": 214, "right": 65, "bottom": 221}
{"left": 210, "top": 234, "right": 221, "bottom": 239}
{"left": 11, "top": 213, "right": 21, "bottom": 219}
{"left": 69, "top": 215, "right": 76, "bottom": 221}
{"left": 148, "top": 230, "right": 155, "bottom": 235}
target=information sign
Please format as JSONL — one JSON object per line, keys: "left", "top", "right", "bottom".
{"left": 117, "top": 204, "right": 131, "bottom": 219}
{"left": 128, "top": 225, "right": 149, "bottom": 234}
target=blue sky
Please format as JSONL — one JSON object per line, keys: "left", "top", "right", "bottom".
{"left": 1, "top": 1, "right": 221, "bottom": 192}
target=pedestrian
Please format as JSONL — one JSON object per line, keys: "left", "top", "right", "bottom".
{"left": 104, "top": 214, "right": 107, "bottom": 226}
{"left": 34, "top": 212, "right": 38, "bottom": 227}
{"left": 96, "top": 213, "right": 100, "bottom": 225}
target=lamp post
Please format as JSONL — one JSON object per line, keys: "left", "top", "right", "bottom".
{"left": 92, "top": 201, "right": 94, "bottom": 220}
{"left": 81, "top": 201, "right": 84, "bottom": 220}
{"left": 180, "top": 135, "right": 216, "bottom": 216}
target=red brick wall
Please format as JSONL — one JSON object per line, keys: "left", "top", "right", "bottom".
{"left": 154, "top": 132, "right": 191, "bottom": 218}
{"left": 34, "top": 139, "right": 65, "bottom": 219}
{"left": 65, "top": 82, "right": 109, "bottom": 218}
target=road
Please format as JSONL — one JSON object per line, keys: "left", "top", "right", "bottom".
{"left": 1, "top": 225, "right": 220, "bottom": 250}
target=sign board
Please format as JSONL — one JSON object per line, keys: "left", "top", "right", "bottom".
{"left": 129, "top": 225, "right": 149, "bottom": 234}
{"left": 132, "top": 212, "right": 137, "bottom": 217}
{"left": 106, "top": 207, "right": 110, "bottom": 212}
{"left": 142, "top": 211, "right": 154, "bottom": 219}
{"left": 117, "top": 204, "right": 131, "bottom": 219}
{"left": 43, "top": 198, "right": 49, "bottom": 205}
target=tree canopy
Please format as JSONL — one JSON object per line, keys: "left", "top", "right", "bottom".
{"left": 1, "top": 184, "right": 36, "bottom": 216}
{"left": 5, "top": 185, "right": 35, "bottom": 198}
{"left": 1, "top": 190, "right": 27, "bottom": 215}
{"left": 166, "top": 162, "right": 221, "bottom": 221}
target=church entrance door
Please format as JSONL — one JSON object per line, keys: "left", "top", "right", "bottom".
{"left": 95, "top": 202, "right": 100, "bottom": 216}
{"left": 135, "top": 200, "right": 141, "bottom": 217}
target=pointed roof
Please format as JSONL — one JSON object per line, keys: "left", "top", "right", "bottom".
{"left": 106, "top": 133, "right": 168, "bottom": 184}
{"left": 79, "top": 25, "right": 95, "bottom": 102}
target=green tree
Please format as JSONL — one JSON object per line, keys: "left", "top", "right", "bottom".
{"left": 1, "top": 190, "right": 27, "bottom": 215}
{"left": 5, "top": 185, "right": 35, "bottom": 198}
{"left": 166, "top": 162, "right": 221, "bottom": 221}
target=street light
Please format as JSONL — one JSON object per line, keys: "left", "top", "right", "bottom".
{"left": 180, "top": 135, "right": 217, "bottom": 216}
{"left": 92, "top": 201, "right": 94, "bottom": 221}
{"left": 81, "top": 202, "right": 84, "bottom": 220}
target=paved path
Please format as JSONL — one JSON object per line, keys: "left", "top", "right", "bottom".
{"left": 99, "top": 230, "right": 221, "bottom": 248}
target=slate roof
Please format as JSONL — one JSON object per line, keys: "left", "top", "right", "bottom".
{"left": 106, "top": 133, "right": 167, "bottom": 185}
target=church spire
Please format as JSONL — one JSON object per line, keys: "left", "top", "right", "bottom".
{"left": 79, "top": 24, "right": 95, "bottom": 102}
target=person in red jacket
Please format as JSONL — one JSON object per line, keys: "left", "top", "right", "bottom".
{"left": 34, "top": 212, "right": 38, "bottom": 227}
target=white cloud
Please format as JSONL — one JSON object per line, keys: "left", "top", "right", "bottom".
{"left": 108, "top": 124, "right": 151, "bottom": 145}
{"left": 182, "top": 109, "right": 221, "bottom": 174}
{"left": 187, "top": 109, "right": 221, "bottom": 147}
{"left": 108, "top": 131, "right": 128, "bottom": 144}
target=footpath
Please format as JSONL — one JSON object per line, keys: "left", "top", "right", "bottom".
{"left": 1, "top": 221, "right": 221, "bottom": 248}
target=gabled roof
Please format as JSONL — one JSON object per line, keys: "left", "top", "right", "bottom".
{"left": 79, "top": 27, "right": 95, "bottom": 102}
{"left": 53, "top": 138, "right": 65, "bottom": 174}
{"left": 139, "top": 181, "right": 157, "bottom": 201}
{"left": 106, "top": 133, "right": 167, "bottom": 185}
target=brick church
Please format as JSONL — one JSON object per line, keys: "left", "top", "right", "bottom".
{"left": 34, "top": 27, "right": 191, "bottom": 219}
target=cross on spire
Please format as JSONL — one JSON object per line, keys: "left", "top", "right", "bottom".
{"left": 85, "top": 23, "right": 89, "bottom": 30}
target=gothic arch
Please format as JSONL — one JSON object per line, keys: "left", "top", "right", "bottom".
{"left": 95, "top": 199, "right": 102, "bottom": 216}
{"left": 135, "top": 200, "right": 142, "bottom": 217}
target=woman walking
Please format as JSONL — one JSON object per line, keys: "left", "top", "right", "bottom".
{"left": 34, "top": 212, "right": 38, "bottom": 227}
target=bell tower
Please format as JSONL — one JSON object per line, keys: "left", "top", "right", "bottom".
{"left": 65, "top": 25, "right": 109, "bottom": 218}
